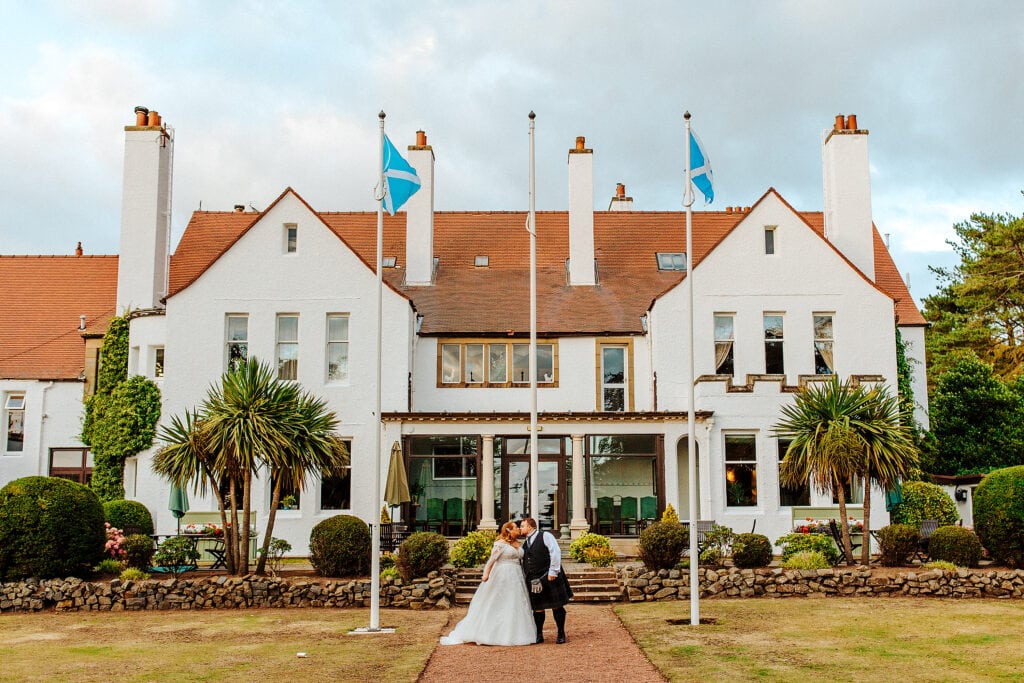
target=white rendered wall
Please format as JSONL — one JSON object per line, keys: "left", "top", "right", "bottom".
{"left": 404, "top": 145, "right": 435, "bottom": 285}
{"left": 0, "top": 380, "right": 87, "bottom": 485}
{"left": 117, "top": 126, "right": 172, "bottom": 312}
{"left": 823, "top": 130, "right": 874, "bottom": 281}
{"left": 135, "top": 192, "right": 415, "bottom": 552}
{"left": 567, "top": 149, "right": 595, "bottom": 286}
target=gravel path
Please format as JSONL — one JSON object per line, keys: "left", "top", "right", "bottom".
{"left": 419, "top": 604, "right": 666, "bottom": 682}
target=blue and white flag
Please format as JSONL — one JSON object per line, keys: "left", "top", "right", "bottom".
{"left": 689, "top": 129, "right": 714, "bottom": 204}
{"left": 381, "top": 134, "right": 421, "bottom": 215}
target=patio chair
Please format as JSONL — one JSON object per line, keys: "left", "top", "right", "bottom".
{"left": 640, "top": 496, "right": 657, "bottom": 522}
{"left": 445, "top": 497, "right": 464, "bottom": 536}
{"left": 423, "top": 497, "right": 444, "bottom": 533}
{"left": 620, "top": 497, "right": 639, "bottom": 535}
{"left": 916, "top": 519, "right": 940, "bottom": 562}
{"left": 596, "top": 497, "right": 614, "bottom": 535}
{"left": 827, "top": 520, "right": 862, "bottom": 564}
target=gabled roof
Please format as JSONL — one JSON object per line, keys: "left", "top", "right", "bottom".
{"left": 167, "top": 190, "right": 924, "bottom": 336}
{"left": 0, "top": 255, "right": 118, "bottom": 380}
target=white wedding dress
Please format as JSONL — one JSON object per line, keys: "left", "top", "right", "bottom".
{"left": 440, "top": 541, "right": 536, "bottom": 646}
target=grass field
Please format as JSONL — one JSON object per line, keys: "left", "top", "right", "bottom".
{"left": 616, "top": 598, "right": 1024, "bottom": 682}
{"left": 0, "top": 609, "right": 450, "bottom": 683}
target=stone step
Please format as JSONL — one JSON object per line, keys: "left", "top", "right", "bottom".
{"left": 453, "top": 565, "right": 625, "bottom": 604}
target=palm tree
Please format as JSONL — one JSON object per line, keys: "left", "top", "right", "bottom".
{"left": 775, "top": 377, "right": 917, "bottom": 565}
{"left": 256, "top": 391, "right": 349, "bottom": 574}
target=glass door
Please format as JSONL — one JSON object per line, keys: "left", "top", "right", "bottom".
{"left": 500, "top": 436, "right": 568, "bottom": 536}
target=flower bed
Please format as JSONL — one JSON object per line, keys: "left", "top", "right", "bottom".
{"left": 792, "top": 517, "right": 863, "bottom": 534}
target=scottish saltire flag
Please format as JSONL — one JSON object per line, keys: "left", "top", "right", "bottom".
{"left": 381, "top": 134, "right": 421, "bottom": 215}
{"left": 689, "top": 129, "right": 714, "bottom": 204}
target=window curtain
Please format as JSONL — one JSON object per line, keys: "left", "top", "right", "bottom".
{"left": 715, "top": 341, "right": 733, "bottom": 372}
{"left": 815, "top": 341, "right": 834, "bottom": 373}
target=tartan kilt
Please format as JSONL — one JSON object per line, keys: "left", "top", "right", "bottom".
{"left": 528, "top": 568, "right": 573, "bottom": 610}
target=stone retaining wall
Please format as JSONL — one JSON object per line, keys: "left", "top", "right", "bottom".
{"left": 0, "top": 571, "right": 456, "bottom": 614}
{"left": 618, "top": 564, "right": 1024, "bottom": 600}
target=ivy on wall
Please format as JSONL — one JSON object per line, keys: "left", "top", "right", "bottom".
{"left": 81, "top": 315, "right": 161, "bottom": 502}
{"left": 895, "top": 328, "right": 916, "bottom": 425}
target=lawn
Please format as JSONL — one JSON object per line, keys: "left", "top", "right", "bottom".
{"left": 617, "top": 598, "right": 1024, "bottom": 682}
{"left": 0, "top": 609, "right": 450, "bottom": 683}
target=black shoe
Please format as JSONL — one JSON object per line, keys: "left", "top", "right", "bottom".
{"left": 556, "top": 633, "right": 566, "bottom": 644}
{"left": 536, "top": 633, "right": 544, "bottom": 644}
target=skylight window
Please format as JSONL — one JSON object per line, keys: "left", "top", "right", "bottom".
{"left": 656, "top": 253, "right": 686, "bottom": 271}
{"left": 381, "top": 256, "right": 397, "bottom": 268}
{"left": 474, "top": 255, "right": 489, "bottom": 267}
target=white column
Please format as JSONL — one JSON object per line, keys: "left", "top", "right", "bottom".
{"left": 570, "top": 433, "right": 589, "bottom": 538}
{"left": 478, "top": 434, "right": 498, "bottom": 531}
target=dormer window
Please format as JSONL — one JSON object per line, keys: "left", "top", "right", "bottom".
{"left": 474, "top": 255, "right": 489, "bottom": 267}
{"left": 764, "top": 226, "right": 777, "bottom": 255}
{"left": 382, "top": 256, "right": 397, "bottom": 268}
{"left": 284, "top": 224, "right": 297, "bottom": 253}
{"left": 656, "top": 253, "right": 686, "bottom": 271}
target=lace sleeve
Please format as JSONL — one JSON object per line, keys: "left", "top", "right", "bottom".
{"left": 482, "top": 542, "right": 504, "bottom": 576}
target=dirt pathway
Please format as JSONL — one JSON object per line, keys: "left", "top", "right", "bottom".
{"left": 419, "top": 604, "right": 665, "bottom": 682}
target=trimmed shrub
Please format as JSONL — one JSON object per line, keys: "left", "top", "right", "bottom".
{"left": 699, "top": 547, "right": 723, "bottom": 566}
{"left": 731, "top": 533, "right": 772, "bottom": 568}
{"left": 890, "top": 481, "right": 959, "bottom": 528}
{"left": 775, "top": 533, "right": 840, "bottom": 566}
{"left": 875, "top": 524, "right": 919, "bottom": 567}
{"left": 449, "top": 530, "right": 496, "bottom": 568}
{"left": 95, "top": 558, "right": 125, "bottom": 576}
{"left": 637, "top": 521, "right": 689, "bottom": 571}
{"left": 923, "top": 560, "right": 957, "bottom": 571}
{"left": 0, "top": 476, "right": 106, "bottom": 581}
{"left": 782, "top": 551, "right": 830, "bottom": 570}
{"left": 152, "top": 535, "right": 199, "bottom": 574}
{"left": 973, "top": 465, "right": 1024, "bottom": 568}
{"left": 569, "top": 532, "right": 612, "bottom": 562}
{"left": 121, "top": 533, "right": 155, "bottom": 570}
{"left": 583, "top": 545, "right": 617, "bottom": 567}
{"left": 927, "top": 525, "right": 983, "bottom": 567}
{"left": 120, "top": 567, "right": 149, "bottom": 581}
{"left": 396, "top": 532, "right": 449, "bottom": 581}
{"left": 661, "top": 504, "right": 680, "bottom": 524}
{"left": 309, "top": 514, "right": 371, "bottom": 577}
{"left": 103, "top": 500, "right": 155, "bottom": 536}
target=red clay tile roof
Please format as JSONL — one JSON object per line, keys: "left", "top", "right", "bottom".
{"left": 0, "top": 255, "right": 118, "bottom": 380}
{"left": 168, "top": 192, "right": 924, "bottom": 335}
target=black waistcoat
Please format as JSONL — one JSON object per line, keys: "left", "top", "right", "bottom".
{"left": 522, "top": 531, "right": 551, "bottom": 582}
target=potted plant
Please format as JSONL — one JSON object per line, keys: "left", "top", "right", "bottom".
{"left": 280, "top": 494, "right": 298, "bottom": 510}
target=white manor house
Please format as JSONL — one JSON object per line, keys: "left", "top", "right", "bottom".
{"left": 0, "top": 109, "right": 927, "bottom": 553}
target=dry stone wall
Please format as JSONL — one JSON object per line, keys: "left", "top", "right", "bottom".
{"left": 0, "top": 571, "right": 456, "bottom": 613}
{"left": 618, "top": 564, "right": 1024, "bottom": 600}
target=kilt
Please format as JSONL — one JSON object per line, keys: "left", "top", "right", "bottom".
{"left": 527, "top": 567, "right": 573, "bottom": 610}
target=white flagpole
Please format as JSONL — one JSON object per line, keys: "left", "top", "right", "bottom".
{"left": 369, "top": 110, "right": 386, "bottom": 632}
{"left": 528, "top": 111, "right": 539, "bottom": 520}
{"left": 684, "top": 111, "right": 700, "bottom": 626}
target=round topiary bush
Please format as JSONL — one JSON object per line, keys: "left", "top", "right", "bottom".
{"left": 449, "top": 530, "right": 496, "bottom": 568}
{"left": 927, "top": 525, "right": 983, "bottom": 567}
{"left": 875, "top": 524, "right": 920, "bottom": 567}
{"left": 568, "top": 531, "right": 612, "bottom": 562}
{"left": 396, "top": 532, "right": 449, "bottom": 581}
{"left": 637, "top": 521, "right": 689, "bottom": 571}
{"left": 775, "top": 533, "right": 840, "bottom": 566}
{"left": 973, "top": 465, "right": 1024, "bottom": 567}
{"left": 121, "top": 533, "right": 156, "bottom": 570}
{"left": 890, "top": 481, "right": 959, "bottom": 528}
{"left": 309, "top": 514, "right": 371, "bottom": 577}
{"left": 782, "top": 551, "right": 831, "bottom": 570}
{"left": 103, "top": 499, "right": 155, "bottom": 536}
{"left": 0, "top": 476, "right": 106, "bottom": 581}
{"left": 731, "top": 533, "right": 772, "bottom": 568}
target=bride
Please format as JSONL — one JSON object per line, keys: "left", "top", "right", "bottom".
{"left": 440, "top": 521, "right": 536, "bottom": 646}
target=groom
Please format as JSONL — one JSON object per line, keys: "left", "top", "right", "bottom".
{"left": 519, "top": 517, "right": 572, "bottom": 644}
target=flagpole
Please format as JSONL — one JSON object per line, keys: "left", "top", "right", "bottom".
{"left": 528, "top": 111, "right": 539, "bottom": 520}
{"left": 369, "top": 110, "right": 385, "bottom": 632}
{"left": 683, "top": 111, "right": 700, "bottom": 627}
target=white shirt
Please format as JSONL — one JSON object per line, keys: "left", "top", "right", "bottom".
{"left": 526, "top": 529, "right": 561, "bottom": 578}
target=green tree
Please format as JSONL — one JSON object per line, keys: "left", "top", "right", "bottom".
{"left": 154, "top": 358, "right": 348, "bottom": 575}
{"left": 925, "top": 209, "right": 1024, "bottom": 383}
{"left": 775, "top": 377, "right": 918, "bottom": 565}
{"left": 81, "top": 315, "right": 161, "bottom": 501}
{"left": 928, "top": 354, "right": 1024, "bottom": 475}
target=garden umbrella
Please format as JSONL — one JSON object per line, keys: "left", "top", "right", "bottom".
{"left": 384, "top": 441, "right": 411, "bottom": 508}
{"left": 885, "top": 481, "right": 904, "bottom": 512}
{"left": 169, "top": 484, "right": 190, "bottom": 534}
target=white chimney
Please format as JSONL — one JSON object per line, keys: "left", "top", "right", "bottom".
{"left": 117, "top": 106, "right": 173, "bottom": 312}
{"left": 568, "top": 136, "right": 595, "bottom": 285}
{"left": 404, "top": 130, "right": 435, "bottom": 285}
{"left": 822, "top": 114, "right": 874, "bottom": 281}
{"left": 608, "top": 182, "right": 633, "bottom": 211}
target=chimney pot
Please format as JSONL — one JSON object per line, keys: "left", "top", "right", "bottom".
{"left": 147, "top": 110, "right": 161, "bottom": 127}
{"left": 846, "top": 114, "right": 857, "bottom": 130}
{"left": 79, "top": 314, "right": 86, "bottom": 331}
{"left": 725, "top": 206, "right": 733, "bottom": 214}
{"left": 416, "top": 130, "right": 427, "bottom": 146}
{"left": 134, "top": 107, "right": 149, "bottom": 126}
{"left": 834, "top": 114, "right": 845, "bottom": 131}
{"left": 234, "top": 204, "right": 245, "bottom": 212}
{"left": 75, "top": 241, "right": 83, "bottom": 256}
{"left": 616, "top": 183, "right": 625, "bottom": 198}
{"left": 575, "top": 136, "right": 586, "bottom": 151}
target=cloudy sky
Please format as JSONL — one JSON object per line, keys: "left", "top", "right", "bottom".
{"left": 2, "top": 1, "right": 1021, "bottom": 305}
